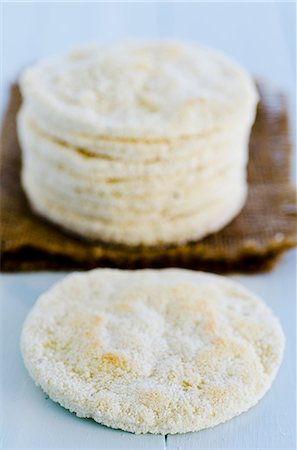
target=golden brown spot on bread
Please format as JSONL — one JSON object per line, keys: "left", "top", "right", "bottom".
{"left": 91, "top": 314, "right": 102, "bottom": 326}
{"left": 142, "top": 391, "right": 161, "bottom": 402}
{"left": 101, "top": 352, "right": 127, "bottom": 369}
{"left": 141, "top": 391, "right": 170, "bottom": 414}
{"left": 204, "top": 386, "right": 234, "bottom": 406}
{"left": 111, "top": 302, "right": 134, "bottom": 313}
{"left": 212, "top": 337, "right": 228, "bottom": 347}
{"left": 71, "top": 367, "right": 82, "bottom": 376}
{"left": 182, "top": 380, "right": 192, "bottom": 389}
{"left": 70, "top": 313, "right": 102, "bottom": 328}
{"left": 44, "top": 339, "right": 57, "bottom": 350}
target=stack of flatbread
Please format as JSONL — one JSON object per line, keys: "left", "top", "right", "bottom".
{"left": 18, "top": 41, "right": 258, "bottom": 246}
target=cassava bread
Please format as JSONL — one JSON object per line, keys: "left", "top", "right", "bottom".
{"left": 18, "top": 41, "right": 258, "bottom": 245}
{"left": 21, "top": 268, "right": 284, "bottom": 434}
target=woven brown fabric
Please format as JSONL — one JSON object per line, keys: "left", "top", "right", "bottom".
{"left": 1, "top": 83, "right": 296, "bottom": 273}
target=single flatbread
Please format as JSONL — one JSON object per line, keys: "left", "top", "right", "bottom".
{"left": 22, "top": 174, "right": 247, "bottom": 245}
{"left": 19, "top": 41, "right": 258, "bottom": 139}
{"left": 18, "top": 108, "right": 248, "bottom": 179}
{"left": 22, "top": 167, "right": 245, "bottom": 219}
{"left": 21, "top": 269, "right": 284, "bottom": 434}
{"left": 19, "top": 106, "right": 249, "bottom": 161}
{"left": 23, "top": 160, "right": 245, "bottom": 214}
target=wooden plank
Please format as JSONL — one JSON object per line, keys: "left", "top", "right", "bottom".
{"left": 0, "top": 273, "right": 165, "bottom": 450}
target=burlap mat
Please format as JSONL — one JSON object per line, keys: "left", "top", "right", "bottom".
{"left": 1, "top": 83, "right": 296, "bottom": 273}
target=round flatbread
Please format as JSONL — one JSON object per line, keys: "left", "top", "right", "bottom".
{"left": 19, "top": 105, "right": 251, "bottom": 161}
{"left": 19, "top": 40, "right": 258, "bottom": 140}
{"left": 18, "top": 110, "right": 247, "bottom": 179}
{"left": 21, "top": 174, "right": 246, "bottom": 245}
{"left": 21, "top": 269, "right": 284, "bottom": 434}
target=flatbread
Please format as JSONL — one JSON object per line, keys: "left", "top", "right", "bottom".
{"left": 18, "top": 109, "right": 248, "bottom": 179}
{"left": 21, "top": 269, "right": 284, "bottom": 434}
{"left": 19, "top": 41, "right": 258, "bottom": 140}
{"left": 19, "top": 106, "right": 249, "bottom": 161}
{"left": 22, "top": 174, "right": 247, "bottom": 245}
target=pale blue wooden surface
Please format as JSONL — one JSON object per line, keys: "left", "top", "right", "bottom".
{"left": 1, "top": 2, "right": 296, "bottom": 449}
{"left": 1, "top": 251, "right": 296, "bottom": 449}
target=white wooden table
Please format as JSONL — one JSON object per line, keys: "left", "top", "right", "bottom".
{"left": 1, "top": 2, "right": 296, "bottom": 449}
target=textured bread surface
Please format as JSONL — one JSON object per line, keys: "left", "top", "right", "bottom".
{"left": 19, "top": 41, "right": 258, "bottom": 139}
{"left": 21, "top": 268, "right": 284, "bottom": 434}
